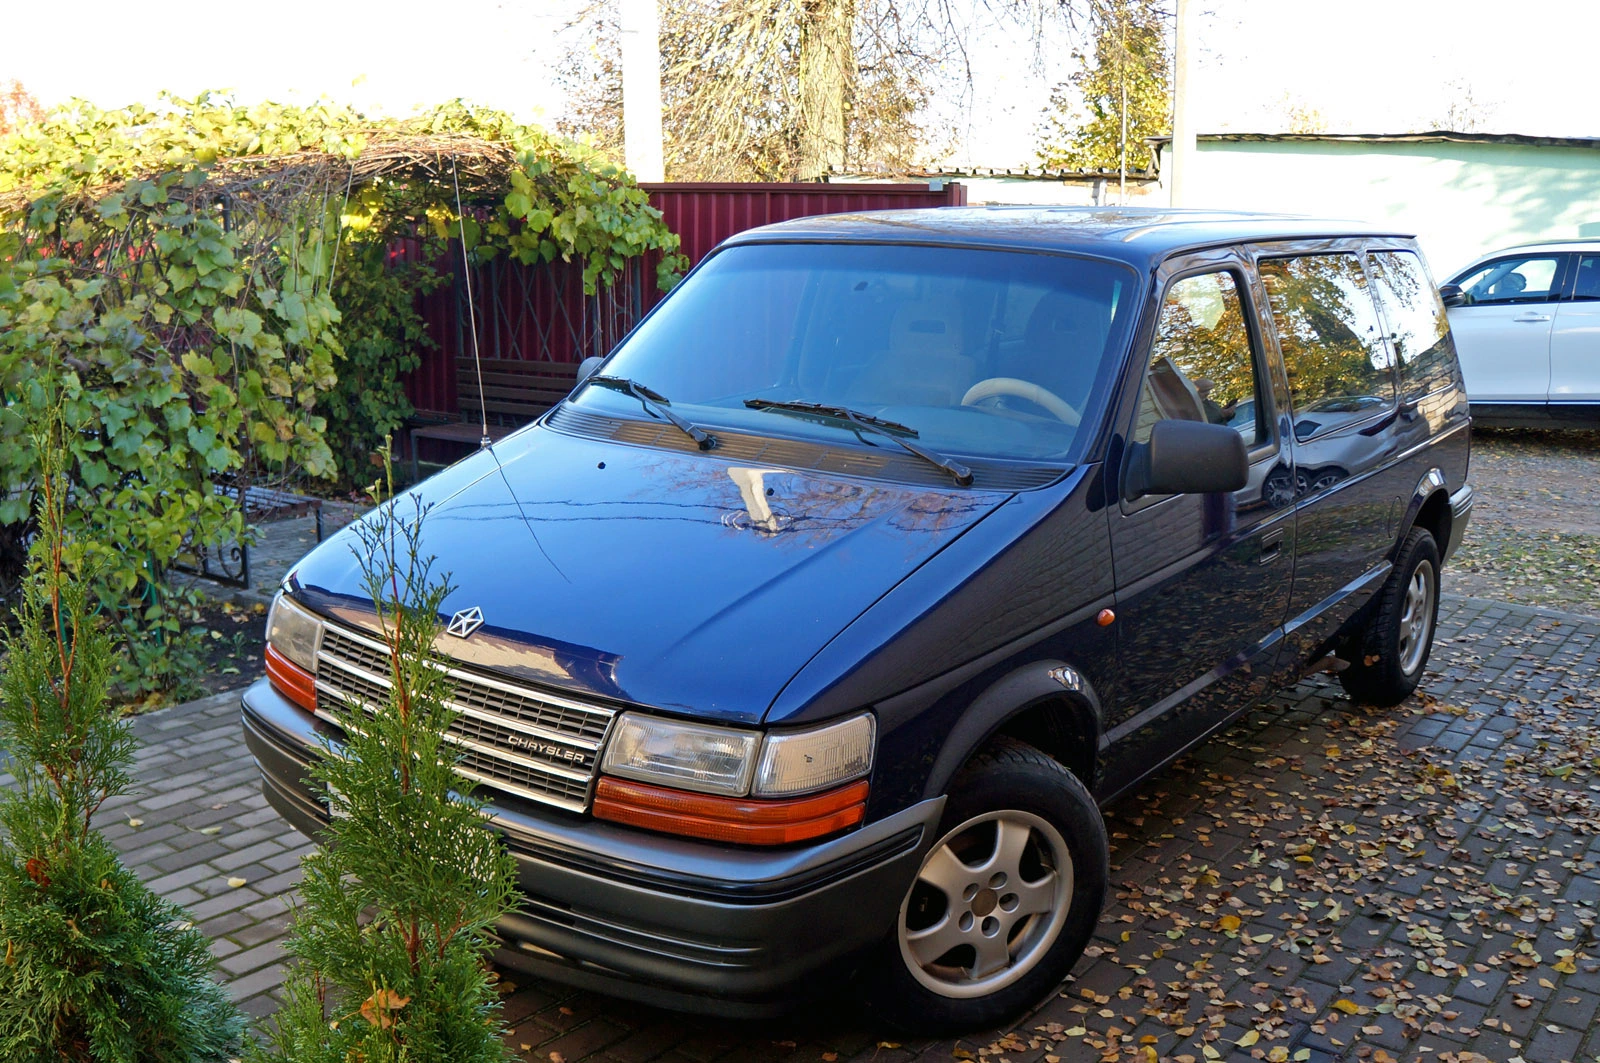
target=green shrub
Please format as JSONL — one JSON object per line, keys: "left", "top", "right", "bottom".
{"left": 259, "top": 468, "right": 517, "bottom": 1063}
{"left": 321, "top": 245, "right": 444, "bottom": 487}
{"left": 0, "top": 95, "right": 683, "bottom": 696}
{"left": 0, "top": 422, "right": 243, "bottom": 1062}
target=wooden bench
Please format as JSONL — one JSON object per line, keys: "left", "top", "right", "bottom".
{"left": 408, "top": 358, "right": 582, "bottom": 480}
{"left": 215, "top": 482, "right": 325, "bottom": 541}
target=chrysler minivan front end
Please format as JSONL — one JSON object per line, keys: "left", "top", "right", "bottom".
{"left": 242, "top": 217, "right": 1145, "bottom": 1023}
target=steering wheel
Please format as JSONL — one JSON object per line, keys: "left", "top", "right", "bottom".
{"left": 960, "top": 377, "right": 1080, "bottom": 426}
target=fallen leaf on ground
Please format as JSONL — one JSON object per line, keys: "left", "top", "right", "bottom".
{"left": 359, "top": 988, "right": 410, "bottom": 1029}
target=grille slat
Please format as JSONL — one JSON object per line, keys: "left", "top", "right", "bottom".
{"left": 314, "top": 623, "right": 615, "bottom": 813}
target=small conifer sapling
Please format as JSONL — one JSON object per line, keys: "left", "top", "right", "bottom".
{"left": 262, "top": 464, "right": 517, "bottom": 1063}
{"left": 0, "top": 420, "right": 243, "bottom": 1062}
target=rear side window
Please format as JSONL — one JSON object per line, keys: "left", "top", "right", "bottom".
{"left": 1573, "top": 255, "right": 1600, "bottom": 301}
{"left": 1132, "top": 271, "right": 1264, "bottom": 448}
{"left": 1368, "top": 251, "right": 1454, "bottom": 398}
{"left": 1259, "top": 254, "right": 1395, "bottom": 440}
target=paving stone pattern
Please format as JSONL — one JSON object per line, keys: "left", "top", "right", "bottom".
{"left": 4, "top": 593, "right": 1595, "bottom": 1063}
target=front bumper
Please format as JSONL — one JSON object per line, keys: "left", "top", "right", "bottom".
{"left": 241, "top": 680, "right": 941, "bottom": 1015}
{"left": 1444, "top": 483, "right": 1473, "bottom": 563}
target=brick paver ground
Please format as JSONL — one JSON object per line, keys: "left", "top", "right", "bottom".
{"left": 5, "top": 592, "right": 1596, "bottom": 1063}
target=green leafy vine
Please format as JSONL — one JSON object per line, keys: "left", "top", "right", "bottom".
{"left": 0, "top": 94, "right": 683, "bottom": 698}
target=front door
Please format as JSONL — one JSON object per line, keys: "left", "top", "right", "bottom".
{"left": 1448, "top": 252, "right": 1567, "bottom": 403}
{"left": 1100, "top": 254, "right": 1296, "bottom": 799}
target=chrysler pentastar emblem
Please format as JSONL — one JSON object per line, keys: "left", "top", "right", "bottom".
{"left": 445, "top": 606, "right": 485, "bottom": 638}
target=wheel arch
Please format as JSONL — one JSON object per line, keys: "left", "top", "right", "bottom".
{"left": 1399, "top": 468, "right": 1452, "bottom": 561}
{"left": 919, "top": 661, "right": 1104, "bottom": 803}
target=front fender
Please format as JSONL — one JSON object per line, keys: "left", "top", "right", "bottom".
{"left": 916, "top": 660, "right": 1106, "bottom": 802}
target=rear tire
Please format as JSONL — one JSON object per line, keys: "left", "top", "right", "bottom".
{"left": 864, "top": 737, "right": 1107, "bottom": 1034}
{"left": 1339, "top": 527, "right": 1440, "bottom": 706}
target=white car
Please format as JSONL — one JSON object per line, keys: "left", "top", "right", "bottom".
{"left": 1442, "top": 240, "right": 1600, "bottom": 426}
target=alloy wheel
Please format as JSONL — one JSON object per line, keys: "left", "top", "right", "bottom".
{"left": 897, "top": 810, "right": 1073, "bottom": 998}
{"left": 1398, "top": 558, "right": 1436, "bottom": 675}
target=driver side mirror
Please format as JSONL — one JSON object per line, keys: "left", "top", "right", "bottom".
{"left": 1125, "top": 420, "right": 1249, "bottom": 500}
{"left": 1438, "top": 283, "right": 1467, "bottom": 308}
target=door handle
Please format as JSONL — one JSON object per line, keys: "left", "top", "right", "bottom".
{"left": 1513, "top": 312, "right": 1551, "bottom": 323}
{"left": 1259, "top": 528, "right": 1286, "bottom": 565}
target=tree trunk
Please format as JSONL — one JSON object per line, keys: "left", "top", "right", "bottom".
{"left": 796, "top": 0, "right": 856, "bottom": 180}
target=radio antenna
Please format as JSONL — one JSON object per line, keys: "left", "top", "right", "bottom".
{"left": 451, "top": 158, "right": 491, "bottom": 450}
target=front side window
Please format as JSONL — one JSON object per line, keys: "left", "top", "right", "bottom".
{"left": 1259, "top": 254, "right": 1395, "bottom": 440}
{"left": 1450, "top": 254, "right": 1562, "bottom": 305}
{"left": 1132, "top": 271, "right": 1264, "bottom": 448}
{"left": 574, "top": 243, "right": 1139, "bottom": 462}
{"left": 1368, "top": 250, "right": 1454, "bottom": 398}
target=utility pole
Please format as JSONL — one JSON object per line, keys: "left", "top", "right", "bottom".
{"left": 1169, "top": 0, "right": 1195, "bottom": 207}
{"left": 1118, "top": 8, "right": 1128, "bottom": 205}
{"left": 620, "top": 0, "right": 665, "bottom": 183}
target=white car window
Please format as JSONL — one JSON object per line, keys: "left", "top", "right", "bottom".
{"left": 1571, "top": 255, "right": 1600, "bottom": 302}
{"left": 1452, "top": 255, "right": 1560, "bottom": 305}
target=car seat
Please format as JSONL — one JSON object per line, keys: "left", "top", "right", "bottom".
{"left": 1489, "top": 272, "right": 1527, "bottom": 299}
{"left": 1003, "top": 289, "right": 1112, "bottom": 411}
{"left": 845, "top": 300, "right": 975, "bottom": 408}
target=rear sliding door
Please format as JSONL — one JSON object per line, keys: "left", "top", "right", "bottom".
{"left": 1551, "top": 252, "right": 1600, "bottom": 410}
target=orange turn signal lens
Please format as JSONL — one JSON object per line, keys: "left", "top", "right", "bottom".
{"left": 265, "top": 643, "right": 318, "bottom": 713}
{"left": 593, "top": 777, "right": 869, "bottom": 845}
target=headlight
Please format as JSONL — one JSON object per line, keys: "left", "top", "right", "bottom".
{"left": 600, "top": 714, "right": 760, "bottom": 796}
{"left": 266, "top": 592, "right": 324, "bottom": 674}
{"left": 599, "top": 711, "right": 876, "bottom": 798}
{"left": 753, "top": 714, "right": 875, "bottom": 796}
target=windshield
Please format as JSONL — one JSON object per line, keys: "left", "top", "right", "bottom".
{"left": 572, "top": 242, "right": 1139, "bottom": 463}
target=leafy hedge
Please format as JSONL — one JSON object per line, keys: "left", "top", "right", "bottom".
{"left": 0, "top": 95, "right": 682, "bottom": 696}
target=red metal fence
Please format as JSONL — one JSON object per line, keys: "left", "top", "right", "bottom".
{"left": 642, "top": 181, "right": 968, "bottom": 292}
{"left": 401, "top": 181, "right": 965, "bottom": 418}
{"left": 402, "top": 248, "right": 644, "bottom": 419}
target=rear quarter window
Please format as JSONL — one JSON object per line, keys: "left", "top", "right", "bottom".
{"left": 1368, "top": 250, "right": 1455, "bottom": 399}
{"left": 1259, "top": 253, "right": 1396, "bottom": 440}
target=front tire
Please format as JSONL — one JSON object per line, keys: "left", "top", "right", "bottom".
{"left": 1339, "top": 527, "right": 1441, "bottom": 706}
{"left": 865, "top": 737, "right": 1108, "bottom": 1033}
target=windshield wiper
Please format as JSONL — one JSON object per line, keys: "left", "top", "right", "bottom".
{"left": 588, "top": 376, "right": 718, "bottom": 451}
{"left": 743, "top": 399, "right": 973, "bottom": 487}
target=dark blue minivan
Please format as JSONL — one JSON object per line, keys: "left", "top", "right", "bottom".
{"left": 245, "top": 208, "right": 1473, "bottom": 1030}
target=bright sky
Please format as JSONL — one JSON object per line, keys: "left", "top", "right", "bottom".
{"left": 6, "top": 0, "right": 1597, "bottom": 167}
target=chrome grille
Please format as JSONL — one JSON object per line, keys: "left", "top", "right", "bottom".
{"left": 313, "top": 623, "right": 615, "bottom": 813}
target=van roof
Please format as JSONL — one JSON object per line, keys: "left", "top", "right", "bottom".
{"left": 723, "top": 206, "right": 1415, "bottom": 267}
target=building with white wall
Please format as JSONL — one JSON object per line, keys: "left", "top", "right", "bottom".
{"left": 1151, "top": 132, "right": 1600, "bottom": 276}
{"left": 828, "top": 167, "right": 1161, "bottom": 208}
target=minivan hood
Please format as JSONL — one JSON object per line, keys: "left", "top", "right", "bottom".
{"left": 291, "top": 425, "right": 1010, "bottom": 725}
